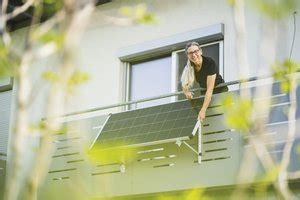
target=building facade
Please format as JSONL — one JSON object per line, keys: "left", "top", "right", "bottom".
{"left": 1, "top": 0, "right": 300, "bottom": 199}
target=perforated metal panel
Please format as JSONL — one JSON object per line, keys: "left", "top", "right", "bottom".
{"left": 46, "top": 114, "right": 109, "bottom": 183}
{"left": 0, "top": 91, "right": 12, "bottom": 155}
{"left": 242, "top": 82, "right": 300, "bottom": 174}
{"left": 0, "top": 90, "right": 12, "bottom": 200}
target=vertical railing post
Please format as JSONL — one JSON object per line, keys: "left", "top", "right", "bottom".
{"left": 198, "top": 121, "right": 202, "bottom": 164}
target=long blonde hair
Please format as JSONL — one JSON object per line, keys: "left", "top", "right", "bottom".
{"left": 181, "top": 60, "right": 195, "bottom": 92}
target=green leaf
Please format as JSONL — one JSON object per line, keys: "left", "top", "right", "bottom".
{"left": 68, "top": 70, "right": 90, "bottom": 86}
{"left": 254, "top": 166, "right": 280, "bottom": 195}
{"left": 30, "top": 120, "right": 68, "bottom": 135}
{"left": 42, "top": 70, "right": 60, "bottom": 83}
{"left": 119, "top": 4, "right": 157, "bottom": 24}
{"left": 119, "top": 6, "right": 133, "bottom": 16}
{"left": 272, "top": 59, "right": 300, "bottom": 93}
{"left": 38, "top": 120, "right": 46, "bottom": 130}
{"left": 43, "top": 0, "right": 64, "bottom": 16}
{"left": 0, "top": 43, "right": 20, "bottom": 78}
{"left": 136, "top": 13, "right": 157, "bottom": 24}
{"left": 227, "top": 0, "right": 236, "bottom": 6}
{"left": 221, "top": 94, "right": 253, "bottom": 133}
{"left": 87, "top": 142, "right": 137, "bottom": 165}
{"left": 66, "top": 70, "right": 90, "bottom": 93}
{"left": 280, "top": 80, "right": 291, "bottom": 93}
{"left": 53, "top": 125, "right": 68, "bottom": 135}
{"left": 34, "top": 30, "right": 65, "bottom": 48}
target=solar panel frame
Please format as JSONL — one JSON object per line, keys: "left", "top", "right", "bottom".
{"left": 91, "top": 97, "right": 205, "bottom": 150}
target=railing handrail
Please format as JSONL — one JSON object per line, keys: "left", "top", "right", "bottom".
{"left": 63, "top": 74, "right": 273, "bottom": 117}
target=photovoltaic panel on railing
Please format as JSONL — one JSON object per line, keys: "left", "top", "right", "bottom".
{"left": 92, "top": 99, "right": 204, "bottom": 149}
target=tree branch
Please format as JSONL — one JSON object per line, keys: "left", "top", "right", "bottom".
{"left": 5, "top": 0, "right": 35, "bottom": 21}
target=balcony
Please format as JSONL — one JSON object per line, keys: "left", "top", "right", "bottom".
{"left": 40, "top": 77, "right": 300, "bottom": 199}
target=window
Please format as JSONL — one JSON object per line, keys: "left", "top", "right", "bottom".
{"left": 125, "top": 41, "right": 223, "bottom": 109}
{"left": 129, "top": 56, "right": 172, "bottom": 109}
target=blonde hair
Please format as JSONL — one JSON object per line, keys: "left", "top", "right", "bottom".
{"left": 181, "top": 60, "right": 195, "bottom": 92}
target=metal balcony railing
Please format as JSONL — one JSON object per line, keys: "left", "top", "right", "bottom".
{"left": 63, "top": 74, "right": 274, "bottom": 117}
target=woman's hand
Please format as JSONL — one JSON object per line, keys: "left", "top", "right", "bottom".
{"left": 198, "top": 109, "right": 206, "bottom": 122}
{"left": 184, "top": 91, "right": 193, "bottom": 100}
{"left": 183, "top": 87, "right": 193, "bottom": 100}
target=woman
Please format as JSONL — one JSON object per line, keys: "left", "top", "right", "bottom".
{"left": 181, "top": 41, "right": 228, "bottom": 122}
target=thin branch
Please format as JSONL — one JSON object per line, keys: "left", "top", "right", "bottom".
{"left": 65, "top": 3, "right": 95, "bottom": 46}
{"left": 23, "top": 1, "right": 96, "bottom": 199}
{"left": 5, "top": 51, "right": 32, "bottom": 200}
{"left": 1, "top": 0, "right": 8, "bottom": 16}
{"left": 278, "top": 75, "right": 297, "bottom": 199}
{"left": 232, "top": 0, "right": 250, "bottom": 81}
{"left": 26, "top": 79, "right": 47, "bottom": 108}
{"left": 4, "top": 0, "right": 35, "bottom": 21}
{"left": 1, "top": 0, "right": 11, "bottom": 47}
{"left": 32, "top": 11, "right": 65, "bottom": 38}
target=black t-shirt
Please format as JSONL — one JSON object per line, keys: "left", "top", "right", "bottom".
{"left": 194, "top": 56, "right": 225, "bottom": 89}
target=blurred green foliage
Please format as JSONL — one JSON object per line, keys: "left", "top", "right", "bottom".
{"left": 67, "top": 70, "right": 90, "bottom": 93}
{"left": 221, "top": 94, "right": 253, "bottom": 133}
{"left": 227, "top": 0, "right": 236, "bottom": 6}
{"left": 227, "top": 0, "right": 298, "bottom": 19}
{"left": 42, "top": 70, "right": 60, "bottom": 83}
{"left": 156, "top": 188, "right": 210, "bottom": 200}
{"left": 250, "top": 0, "right": 298, "bottom": 19}
{"left": 272, "top": 59, "right": 300, "bottom": 93}
{"left": 67, "top": 70, "right": 90, "bottom": 87}
{"left": 43, "top": 69, "right": 89, "bottom": 92}
{"left": 0, "top": 42, "right": 20, "bottom": 78}
{"left": 254, "top": 166, "right": 279, "bottom": 196}
{"left": 30, "top": 120, "right": 68, "bottom": 135}
{"left": 44, "top": 0, "right": 64, "bottom": 13}
{"left": 120, "top": 4, "right": 158, "bottom": 24}
{"left": 87, "top": 142, "right": 137, "bottom": 165}
{"left": 33, "top": 29, "right": 65, "bottom": 49}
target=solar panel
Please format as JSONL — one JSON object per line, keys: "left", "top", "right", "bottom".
{"left": 91, "top": 98, "right": 206, "bottom": 150}
{"left": 55, "top": 114, "right": 110, "bottom": 145}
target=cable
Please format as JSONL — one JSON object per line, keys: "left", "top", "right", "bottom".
{"left": 289, "top": 11, "right": 297, "bottom": 60}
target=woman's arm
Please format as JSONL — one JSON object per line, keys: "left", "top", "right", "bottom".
{"left": 198, "top": 74, "right": 216, "bottom": 122}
